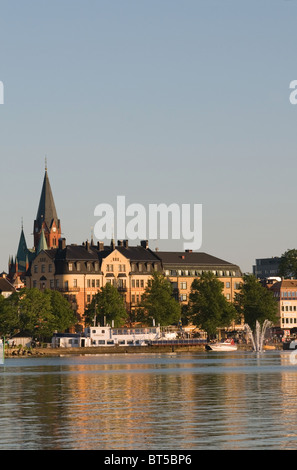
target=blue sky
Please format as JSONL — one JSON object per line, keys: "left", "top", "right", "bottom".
{"left": 1, "top": 0, "right": 297, "bottom": 273}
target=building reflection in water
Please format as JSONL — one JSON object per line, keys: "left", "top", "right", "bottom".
{"left": 2, "top": 353, "right": 297, "bottom": 449}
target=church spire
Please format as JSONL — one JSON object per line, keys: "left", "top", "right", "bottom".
{"left": 33, "top": 166, "right": 61, "bottom": 251}
{"left": 37, "top": 228, "right": 48, "bottom": 254}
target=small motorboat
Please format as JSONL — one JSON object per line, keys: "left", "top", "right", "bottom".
{"left": 283, "top": 339, "right": 297, "bottom": 350}
{"left": 205, "top": 338, "right": 237, "bottom": 351}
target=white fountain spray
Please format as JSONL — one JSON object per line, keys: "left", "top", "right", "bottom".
{"left": 244, "top": 320, "right": 271, "bottom": 352}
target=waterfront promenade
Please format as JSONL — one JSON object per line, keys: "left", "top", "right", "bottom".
{"left": 3, "top": 342, "right": 283, "bottom": 358}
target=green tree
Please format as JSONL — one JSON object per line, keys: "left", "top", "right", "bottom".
{"left": 278, "top": 249, "right": 297, "bottom": 279}
{"left": 234, "top": 274, "right": 278, "bottom": 330}
{"left": 189, "top": 272, "right": 237, "bottom": 338}
{"left": 18, "top": 288, "right": 56, "bottom": 339}
{"left": 84, "top": 283, "right": 128, "bottom": 327}
{"left": 0, "top": 292, "right": 21, "bottom": 337}
{"left": 138, "top": 271, "right": 181, "bottom": 326}
{"left": 44, "top": 289, "right": 76, "bottom": 332}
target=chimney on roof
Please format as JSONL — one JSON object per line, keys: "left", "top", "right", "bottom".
{"left": 185, "top": 249, "right": 192, "bottom": 253}
{"left": 141, "top": 240, "right": 149, "bottom": 249}
{"left": 123, "top": 240, "right": 128, "bottom": 248}
{"left": 97, "top": 241, "right": 104, "bottom": 251}
{"left": 86, "top": 240, "right": 90, "bottom": 251}
{"left": 58, "top": 238, "right": 66, "bottom": 250}
{"left": 118, "top": 240, "right": 123, "bottom": 247}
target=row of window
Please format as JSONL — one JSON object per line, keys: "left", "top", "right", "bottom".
{"left": 165, "top": 270, "right": 238, "bottom": 277}
{"left": 275, "top": 291, "right": 297, "bottom": 298}
{"left": 34, "top": 264, "right": 53, "bottom": 274}
{"left": 281, "top": 317, "right": 297, "bottom": 324}
{"left": 282, "top": 306, "right": 297, "bottom": 311}
{"left": 106, "top": 264, "right": 126, "bottom": 272}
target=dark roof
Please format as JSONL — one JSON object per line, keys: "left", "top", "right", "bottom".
{"left": 116, "top": 246, "right": 161, "bottom": 262}
{"left": 156, "top": 251, "right": 241, "bottom": 270}
{"left": 0, "top": 278, "right": 15, "bottom": 293}
{"left": 270, "top": 279, "right": 297, "bottom": 290}
{"left": 35, "top": 170, "right": 60, "bottom": 231}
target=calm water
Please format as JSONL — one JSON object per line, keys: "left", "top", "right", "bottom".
{"left": 1, "top": 350, "right": 297, "bottom": 450}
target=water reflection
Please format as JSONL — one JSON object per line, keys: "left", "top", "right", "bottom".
{"left": 1, "top": 352, "right": 297, "bottom": 449}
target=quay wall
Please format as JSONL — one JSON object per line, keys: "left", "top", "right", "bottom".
{"left": 4, "top": 342, "right": 283, "bottom": 357}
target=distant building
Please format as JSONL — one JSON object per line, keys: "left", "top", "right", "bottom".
{"left": 8, "top": 165, "right": 60, "bottom": 284}
{"left": 158, "top": 250, "right": 242, "bottom": 304}
{"left": 0, "top": 277, "right": 15, "bottom": 298}
{"left": 253, "top": 257, "right": 281, "bottom": 279}
{"left": 11, "top": 165, "right": 244, "bottom": 329}
{"left": 269, "top": 279, "right": 297, "bottom": 332}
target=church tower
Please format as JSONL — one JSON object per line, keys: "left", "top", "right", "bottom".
{"left": 33, "top": 164, "right": 61, "bottom": 251}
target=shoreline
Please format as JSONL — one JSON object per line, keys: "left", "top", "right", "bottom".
{"left": 4, "top": 343, "right": 283, "bottom": 358}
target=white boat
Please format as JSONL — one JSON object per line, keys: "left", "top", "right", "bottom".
{"left": 283, "top": 339, "right": 297, "bottom": 350}
{"left": 206, "top": 338, "right": 237, "bottom": 351}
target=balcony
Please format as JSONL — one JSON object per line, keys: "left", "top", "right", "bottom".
{"left": 56, "top": 287, "right": 81, "bottom": 293}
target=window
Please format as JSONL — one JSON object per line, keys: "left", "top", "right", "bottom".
{"left": 226, "top": 282, "right": 230, "bottom": 288}
{"left": 132, "top": 295, "right": 135, "bottom": 303}
{"left": 226, "top": 293, "right": 231, "bottom": 300}
{"left": 95, "top": 262, "right": 99, "bottom": 272}
{"left": 106, "top": 264, "right": 114, "bottom": 272}
{"left": 87, "top": 279, "right": 91, "bottom": 288}
{"left": 87, "top": 295, "right": 91, "bottom": 303}
{"left": 96, "top": 279, "right": 100, "bottom": 288}
{"left": 92, "top": 279, "right": 95, "bottom": 288}
{"left": 77, "top": 262, "right": 81, "bottom": 272}
{"left": 73, "top": 279, "right": 77, "bottom": 287}
{"left": 136, "top": 280, "right": 139, "bottom": 288}
{"left": 69, "top": 263, "right": 73, "bottom": 272}
{"left": 180, "top": 282, "right": 187, "bottom": 290}
{"left": 41, "top": 265, "right": 46, "bottom": 273}
{"left": 132, "top": 280, "right": 135, "bottom": 288}
{"left": 49, "top": 264, "right": 52, "bottom": 273}
{"left": 56, "top": 279, "right": 60, "bottom": 288}
{"left": 34, "top": 265, "right": 38, "bottom": 273}
{"left": 180, "top": 294, "right": 187, "bottom": 301}
{"left": 65, "top": 281, "right": 69, "bottom": 290}
{"left": 119, "top": 264, "right": 126, "bottom": 272}
{"left": 50, "top": 280, "right": 54, "bottom": 288}
{"left": 140, "top": 280, "right": 144, "bottom": 288}
{"left": 33, "top": 280, "right": 37, "bottom": 288}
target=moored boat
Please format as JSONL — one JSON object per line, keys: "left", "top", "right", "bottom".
{"left": 283, "top": 339, "right": 297, "bottom": 350}
{"left": 205, "top": 338, "right": 237, "bottom": 351}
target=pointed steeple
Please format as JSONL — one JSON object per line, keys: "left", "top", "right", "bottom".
{"left": 34, "top": 165, "right": 61, "bottom": 251}
{"left": 35, "top": 169, "right": 59, "bottom": 232}
{"left": 37, "top": 228, "right": 48, "bottom": 254}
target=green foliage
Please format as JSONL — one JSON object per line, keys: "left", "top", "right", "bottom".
{"left": 278, "top": 249, "right": 297, "bottom": 279}
{"left": 84, "top": 283, "right": 128, "bottom": 327}
{"left": 44, "top": 289, "right": 77, "bottom": 332}
{"left": 234, "top": 274, "right": 278, "bottom": 330}
{"left": 189, "top": 272, "right": 237, "bottom": 337}
{"left": 138, "top": 271, "right": 181, "bottom": 326}
{"left": 0, "top": 288, "right": 77, "bottom": 340}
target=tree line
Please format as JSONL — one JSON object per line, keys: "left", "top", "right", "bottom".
{"left": 0, "top": 272, "right": 278, "bottom": 341}
{"left": 84, "top": 272, "right": 279, "bottom": 337}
